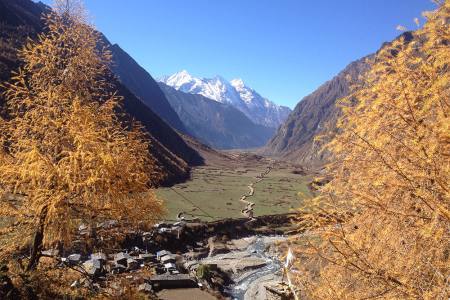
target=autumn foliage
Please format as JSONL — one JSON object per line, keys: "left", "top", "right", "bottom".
{"left": 293, "top": 2, "right": 449, "bottom": 299}
{"left": 0, "top": 0, "right": 164, "bottom": 267}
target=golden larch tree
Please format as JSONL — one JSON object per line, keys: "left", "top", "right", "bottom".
{"left": 293, "top": 1, "right": 449, "bottom": 299}
{"left": 0, "top": 0, "right": 164, "bottom": 270}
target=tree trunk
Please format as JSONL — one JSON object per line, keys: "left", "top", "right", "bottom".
{"left": 26, "top": 205, "right": 48, "bottom": 271}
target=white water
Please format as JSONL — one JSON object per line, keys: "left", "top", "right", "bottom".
{"left": 224, "top": 236, "right": 285, "bottom": 300}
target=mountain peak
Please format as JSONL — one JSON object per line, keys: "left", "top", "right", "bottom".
{"left": 173, "top": 69, "right": 193, "bottom": 80}
{"left": 160, "top": 71, "right": 291, "bottom": 128}
{"left": 161, "top": 70, "right": 197, "bottom": 90}
{"left": 230, "top": 78, "right": 245, "bottom": 88}
{"left": 177, "top": 69, "right": 191, "bottom": 76}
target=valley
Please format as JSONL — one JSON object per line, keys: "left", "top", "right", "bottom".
{"left": 156, "top": 152, "right": 314, "bottom": 222}
{"left": 0, "top": 0, "right": 447, "bottom": 299}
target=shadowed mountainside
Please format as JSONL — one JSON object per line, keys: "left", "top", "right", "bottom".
{"left": 0, "top": 0, "right": 203, "bottom": 185}
{"left": 264, "top": 32, "right": 415, "bottom": 168}
{"left": 263, "top": 57, "right": 370, "bottom": 168}
{"left": 159, "top": 83, "right": 275, "bottom": 150}
{"left": 109, "top": 43, "right": 187, "bottom": 134}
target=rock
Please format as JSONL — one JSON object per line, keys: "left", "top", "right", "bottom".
{"left": 126, "top": 258, "right": 139, "bottom": 270}
{"left": 208, "top": 237, "right": 230, "bottom": 256}
{"left": 114, "top": 252, "right": 130, "bottom": 266}
{"left": 202, "top": 252, "right": 267, "bottom": 274}
{"left": 264, "top": 282, "right": 293, "bottom": 300}
{"left": 42, "top": 249, "right": 59, "bottom": 257}
{"left": 67, "top": 254, "right": 81, "bottom": 264}
{"left": 139, "top": 253, "right": 156, "bottom": 262}
{"left": 83, "top": 259, "right": 103, "bottom": 276}
{"left": 230, "top": 236, "right": 257, "bottom": 251}
{"left": 138, "top": 283, "right": 152, "bottom": 293}
{"left": 91, "top": 252, "right": 107, "bottom": 262}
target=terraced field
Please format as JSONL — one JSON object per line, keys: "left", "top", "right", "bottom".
{"left": 156, "top": 155, "right": 314, "bottom": 221}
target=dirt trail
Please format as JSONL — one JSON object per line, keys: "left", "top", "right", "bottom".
{"left": 239, "top": 164, "right": 273, "bottom": 219}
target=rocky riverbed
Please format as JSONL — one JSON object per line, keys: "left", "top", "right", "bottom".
{"left": 201, "top": 235, "right": 287, "bottom": 300}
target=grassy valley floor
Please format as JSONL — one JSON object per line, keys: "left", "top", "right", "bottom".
{"left": 156, "top": 153, "right": 314, "bottom": 221}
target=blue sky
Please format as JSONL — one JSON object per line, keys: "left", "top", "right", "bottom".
{"left": 37, "top": 0, "right": 436, "bottom": 108}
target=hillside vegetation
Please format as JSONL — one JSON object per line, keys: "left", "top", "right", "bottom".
{"left": 0, "top": 0, "right": 165, "bottom": 269}
{"left": 292, "top": 2, "right": 449, "bottom": 299}
{"left": 0, "top": 0, "right": 203, "bottom": 186}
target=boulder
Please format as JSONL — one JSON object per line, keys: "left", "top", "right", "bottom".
{"left": 264, "top": 282, "right": 294, "bottom": 300}
{"left": 83, "top": 259, "right": 103, "bottom": 276}
{"left": 138, "top": 283, "right": 153, "bottom": 293}
{"left": 126, "top": 258, "right": 139, "bottom": 270}
{"left": 67, "top": 254, "right": 81, "bottom": 264}
{"left": 91, "top": 252, "right": 107, "bottom": 262}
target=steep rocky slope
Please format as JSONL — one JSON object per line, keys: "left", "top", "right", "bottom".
{"left": 264, "top": 57, "right": 369, "bottom": 167}
{"left": 0, "top": 0, "right": 203, "bottom": 185}
{"left": 109, "top": 44, "right": 187, "bottom": 133}
{"left": 264, "top": 32, "right": 416, "bottom": 168}
{"left": 159, "top": 83, "right": 275, "bottom": 149}
{"left": 160, "top": 70, "right": 291, "bottom": 129}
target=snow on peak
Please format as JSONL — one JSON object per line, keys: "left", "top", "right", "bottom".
{"left": 162, "top": 70, "right": 195, "bottom": 89}
{"left": 230, "top": 78, "right": 245, "bottom": 88}
{"left": 159, "top": 71, "right": 292, "bottom": 128}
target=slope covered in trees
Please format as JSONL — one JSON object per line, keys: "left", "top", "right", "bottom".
{"left": 0, "top": 0, "right": 202, "bottom": 185}
{"left": 292, "top": 2, "right": 449, "bottom": 299}
{"left": 0, "top": 0, "right": 164, "bottom": 271}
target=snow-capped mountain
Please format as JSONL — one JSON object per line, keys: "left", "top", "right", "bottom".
{"left": 159, "top": 70, "right": 291, "bottom": 128}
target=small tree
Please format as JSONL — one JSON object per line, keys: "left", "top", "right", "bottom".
{"left": 0, "top": 0, "right": 164, "bottom": 269}
{"left": 293, "top": 2, "right": 449, "bottom": 299}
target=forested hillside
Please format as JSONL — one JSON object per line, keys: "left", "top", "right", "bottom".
{"left": 0, "top": 0, "right": 202, "bottom": 185}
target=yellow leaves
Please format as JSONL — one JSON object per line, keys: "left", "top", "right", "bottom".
{"left": 292, "top": 2, "right": 450, "bottom": 299}
{"left": 414, "top": 17, "right": 420, "bottom": 27}
{"left": 0, "top": 0, "right": 163, "bottom": 256}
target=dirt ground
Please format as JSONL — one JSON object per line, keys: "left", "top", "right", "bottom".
{"left": 157, "top": 288, "right": 218, "bottom": 300}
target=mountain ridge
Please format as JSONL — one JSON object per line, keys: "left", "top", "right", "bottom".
{"left": 0, "top": 0, "right": 203, "bottom": 185}
{"left": 264, "top": 31, "right": 415, "bottom": 168}
{"left": 109, "top": 43, "right": 188, "bottom": 134}
{"left": 160, "top": 70, "right": 291, "bottom": 129}
{"left": 159, "top": 82, "right": 275, "bottom": 150}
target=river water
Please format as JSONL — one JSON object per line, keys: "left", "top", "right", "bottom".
{"left": 203, "top": 235, "right": 286, "bottom": 300}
